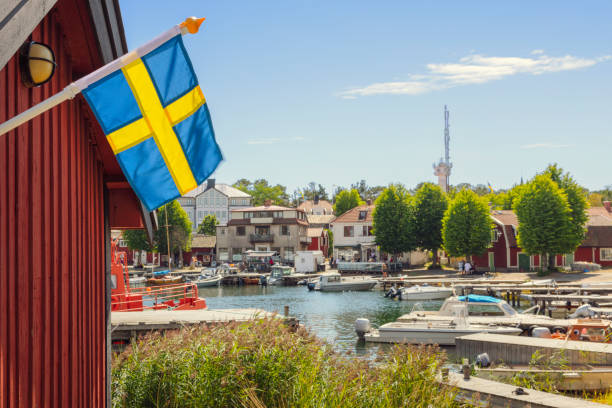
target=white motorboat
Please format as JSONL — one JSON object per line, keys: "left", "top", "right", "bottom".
{"left": 356, "top": 306, "right": 522, "bottom": 345}
{"left": 191, "top": 274, "right": 223, "bottom": 287}
{"left": 314, "top": 273, "right": 377, "bottom": 292}
{"left": 387, "top": 284, "right": 454, "bottom": 301}
{"left": 267, "top": 265, "right": 295, "bottom": 285}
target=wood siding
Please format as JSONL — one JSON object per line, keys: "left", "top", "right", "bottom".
{"left": 0, "top": 13, "right": 106, "bottom": 407}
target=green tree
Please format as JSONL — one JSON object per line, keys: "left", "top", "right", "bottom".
{"left": 412, "top": 183, "right": 448, "bottom": 268}
{"left": 513, "top": 174, "right": 574, "bottom": 270}
{"left": 122, "top": 229, "right": 153, "bottom": 252}
{"left": 588, "top": 192, "right": 603, "bottom": 207}
{"left": 233, "top": 179, "right": 290, "bottom": 206}
{"left": 442, "top": 189, "right": 492, "bottom": 261}
{"left": 333, "top": 189, "right": 364, "bottom": 216}
{"left": 373, "top": 185, "right": 416, "bottom": 259}
{"left": 541, "top": 164, "right": 589, "bottom": 267}
{"left": 197, "top": 214, "right": 219, "bottom": 235}
{"left": 156, "top": 201, "right": 192, "bottom": 263}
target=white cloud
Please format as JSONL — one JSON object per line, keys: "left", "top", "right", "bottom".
{"left": 247, "top": 137, "right": 307, "bottom": 145}
{"left": 520, "top": 143, "right": 573, "bottom": 149}
{"left": 339, "top": 51, "right": 611, "bottom": 98}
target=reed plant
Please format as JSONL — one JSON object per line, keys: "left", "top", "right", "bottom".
{"left": 112, "top": 318, "right": 464, "bottom": 408}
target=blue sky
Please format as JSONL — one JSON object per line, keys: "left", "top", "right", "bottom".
{"left": 119, "top": 1, "right": 612, "bottom": 194}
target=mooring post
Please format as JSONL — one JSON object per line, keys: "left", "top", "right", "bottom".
{"left": 284, "top": 305, "right": 289, "bottom": 317}
{"left": 506, "top": 291, "right": 510, "bottom": 303}
{"left": 516, "top": 291, "right": 521, "bottom": 308}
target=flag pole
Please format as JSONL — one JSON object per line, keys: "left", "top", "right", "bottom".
{"left": 0, "top": 17, "right": 205, "bottom": 137}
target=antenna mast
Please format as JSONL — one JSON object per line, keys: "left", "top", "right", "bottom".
{"left": 444, "top": 105, "right": 450, "bottom": 166}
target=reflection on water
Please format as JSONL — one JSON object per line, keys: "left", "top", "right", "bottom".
{"left": 196, "top": 285, "right": 443, "bottom": 355}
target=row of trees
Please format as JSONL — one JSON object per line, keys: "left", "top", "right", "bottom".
{"left": 372, "top": 164, "right": 590, "bottom": 271}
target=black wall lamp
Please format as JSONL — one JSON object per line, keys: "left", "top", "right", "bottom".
{"left": 19, "top": 41, "right": 56, "bottom": 88}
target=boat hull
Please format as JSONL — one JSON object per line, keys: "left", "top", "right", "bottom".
{"left": 317, "top": 281, "right": 377, "bottom": 292}
{"left": 194, "top": 276, "right": 222, "bottom": 287}
{"left": 364, "top": 325, "right": 522, "bottom": 345}
{"left": 399, "top": 288, "right": 454, "bottom": 301}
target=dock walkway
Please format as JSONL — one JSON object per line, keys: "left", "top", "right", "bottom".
{"left": 446, "top": 372, "right": 608, "bottom": 408}
{"left": 456, "top": 333, "right": 612, "bottom": 365}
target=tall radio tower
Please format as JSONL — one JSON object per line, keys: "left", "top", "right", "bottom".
{"left": 433, "top": 105, "right": 452, "bottom": 192}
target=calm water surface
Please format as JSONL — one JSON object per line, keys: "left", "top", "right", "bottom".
{"left": 196, "top": 285, "right": 443, "bottom": 356}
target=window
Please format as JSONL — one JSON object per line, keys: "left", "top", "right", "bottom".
{"left": 490, "top": 228, "right": 502, "bottom": 243}
{"left": 281, "top": 225, "right": 290, "bottom": 236}
{"left": 232, "top": 248, "right": 242, "bottom": 255}
{"left": 362, "top": 226, "right": 373, "bottom": 236}
{"left": 231, "top": 199, "right": 236, "bottom": 205}
{"left": 344, "top": 226, "right": 354, "bottom": 237}
{"left": 218, "top": 248, "right": 229, "bottom": 261}
{"left": 118, "top": 240, "right": 127, "bottom": 247}
{"left": 237, "top": 226, "right": 246, "bottom": 236}
{"left": 601, "top": 248, "right": 612, "bottom": 261}
{"left": 284, "top": 247, "right": 294, "bottom": 259}
{"left": 358, "top": 211, "right": 367, "bottom": 220}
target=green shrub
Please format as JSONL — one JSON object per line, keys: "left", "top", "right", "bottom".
{"left": 112, "top": 319, "right": 463, "bottom": 408}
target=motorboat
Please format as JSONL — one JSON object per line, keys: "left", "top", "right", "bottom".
{"left": 267, "top": 265, "right": 295, "bottom": 285}
{"left": 146, "top": 275, "right": 185, "bottom": 286}
{"left": 386, "top": 284, "right": 454, "bottom": 301}
{"left": 356, "top": 305, "right": 522, "bottom": 345}
{"left": 191, "top": 274, "right": 223, "bottom": 287}
{"left": 314, "top": 273, "right": 377, "bottom": 292}
{"left": 397, "top": 294, "right": 560, "bottom": 329}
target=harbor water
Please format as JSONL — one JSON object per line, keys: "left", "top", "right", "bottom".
{"left": 196, "top": 284, "right": 443, "bottom": 355}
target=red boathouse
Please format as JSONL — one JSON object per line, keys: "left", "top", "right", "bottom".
{"left": 472, "top": 205, "right": 612, "bottom": 271}
{"left": 1, "top": 1, "right": 151, "bottom": 406}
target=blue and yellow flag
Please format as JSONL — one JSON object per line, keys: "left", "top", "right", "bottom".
{"left": 82, "top": 35, "right": 222, "bottom": 211}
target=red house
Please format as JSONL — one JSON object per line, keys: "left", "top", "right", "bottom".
{"left": 472, "top": 203, "right": 612, "bottom": 271}
{"left": 1, "top": 1, "right": 152, "bottom": 406}
{"left": 307, "top": 227, "right": 329, "bottom": 257}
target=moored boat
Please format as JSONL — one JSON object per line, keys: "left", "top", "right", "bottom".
{"left": 356, "top": 305, "right": 522, "bottom": 345}
{"left": 191, "top": 274, "right": 223, "bottom": 287}
{"left": 147, "top": 275, "right": 185, "bottom": 285}
{"left": 387, "top": 284, "right": 454, "bottom": 301}
{"left": 314, "top": 273, "right": 377, "bottom": 292}
{"left": 268, "top": 265, "right": 295, "bottom": 285}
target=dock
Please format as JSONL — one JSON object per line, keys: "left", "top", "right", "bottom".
{"left": 456, "top": 333, "right": 612, "bottom": 366}
{"left": 446, "top": 372, "right": 608, "bottom": 408}
{"left": 111, "top": 308, "right": 295, "bottom": 349}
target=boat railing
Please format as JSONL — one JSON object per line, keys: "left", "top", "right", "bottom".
{"left": 520, "top": 304, "right": 541, "bottom": 315}
{"left": 112, "top": 283, "right": 200, "bottom": 312}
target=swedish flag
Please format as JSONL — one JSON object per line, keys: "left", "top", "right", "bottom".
{"left": 82, "top": 35, "right": 222, "bottom": 211}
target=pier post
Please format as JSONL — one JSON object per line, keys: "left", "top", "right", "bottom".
{"left": 284, "top": 305, "right": 289, "bottom": 317}
{"left": 516, "top": 291, "right": 521, "bottom": 308}
{"left": 506, "top": 291, "right": 510, "bottom": 304}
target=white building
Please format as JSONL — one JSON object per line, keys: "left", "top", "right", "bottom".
{"left": 331, "top": 204, "right": 378, "bottom": 261}
{"left": 177, "top": 179, "right": 252, "bottom": 227}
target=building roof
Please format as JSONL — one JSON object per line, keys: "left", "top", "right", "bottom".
{"left": 191, "top": 234, "right": 216, "bottom": 248}
{"left": 490, "top": 210, "right": 519, "bottom": 227}
{"left": 307, "top": 214, "right": 336, "bottom": 225}
{"left": 331, "top": 205, "right": 375, "bottom": 224}
{"left": 298, "top": 200, "right": 334, "bottom": 214}
{"left": 307, "top": 227, "right": 324, "bottom": 238}
{"left": 231, "top": 205, "right": 304, "bottom": 212}
{"left": 182, "top": 182, "right": 251, "bottom": 198}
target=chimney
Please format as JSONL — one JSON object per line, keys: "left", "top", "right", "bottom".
{"left": 366, "top": 199, "right": 372, "bottom": 206}
{"left": 604, "top": 201, "right": 612, "bottom": 213}
{"left": 314, "top": 194, "right": 319, "bottom": 205}
{"left": 264, "top": 199, "right": 272, "bottom": 207}
{"left": 207, "top": 178, "right": 215, "bottom": 189}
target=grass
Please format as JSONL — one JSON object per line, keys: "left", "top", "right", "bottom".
{"left": 112, "top": 318, "right": 466, "bottom": 408}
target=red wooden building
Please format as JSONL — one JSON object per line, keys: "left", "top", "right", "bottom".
{"left": 472, "top": 204, "right": 612, "bottom": 271}
{"left": 1, "top": 1, "right": 152, "bottom": 406}
{"left": 307, "top": 227, "right": 329, "bottom": 257}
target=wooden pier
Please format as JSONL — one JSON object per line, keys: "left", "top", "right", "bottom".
{"left": 456, "top": 333, "right": 612, "bottom": 366}
{"left": 446, "top": 372, "right": 608, "bottom": 407}
{"left": 111, "top": 308, "right": 296, "bottom": 350}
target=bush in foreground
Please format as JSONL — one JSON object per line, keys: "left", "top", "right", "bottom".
{"left": 112, "top": 318, "right": 463, "bottom": 408}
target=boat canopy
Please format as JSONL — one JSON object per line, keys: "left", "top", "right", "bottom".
{"left": 457, "top": 294, "right": 501, "bottom": 303}
{"left": 153, "top": 270, "right": 170, "bottom": 276}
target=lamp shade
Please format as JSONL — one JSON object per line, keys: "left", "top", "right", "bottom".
{"left": 19, "top": 41, "right": 56, "bottom": 87}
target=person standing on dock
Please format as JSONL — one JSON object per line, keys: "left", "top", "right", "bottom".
{"left": 464, "top": 261, "right": 472, "bottom": 275}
